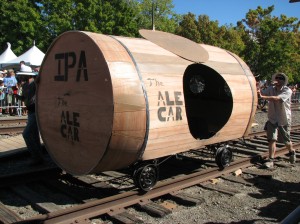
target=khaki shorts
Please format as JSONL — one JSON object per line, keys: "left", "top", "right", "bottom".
{"left": 266, "top": 121, "right": 291, "bottom": 144}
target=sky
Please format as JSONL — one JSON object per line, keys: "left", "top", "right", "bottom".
{"left": 172, "top": 0, "right": 300, "bottom": 26}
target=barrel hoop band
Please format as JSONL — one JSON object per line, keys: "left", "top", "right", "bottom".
{"left": 109, "top": 36, "right": 149, "bottom": 160}
{"left": 226, "top": 51, "right": 255, "bottom": 136}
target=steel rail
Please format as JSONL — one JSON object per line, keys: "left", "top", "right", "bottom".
{"left": 0, "top": 117, "right": 27, "bottom": 134}
{"left": 0, "top": 117, "right": 27, "bottom": 125}
{"left": 0, "top": 125, "right": 26, "bottom": 134}
{"left": 17, "top": 142, "right": 300, "bottom": 224}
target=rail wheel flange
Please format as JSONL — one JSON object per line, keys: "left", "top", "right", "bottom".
{"left": 133, "top": 163, "right": 159, "bottom": 192}
{"left": 215, "top": 145, "right": 233, "bottom": 169}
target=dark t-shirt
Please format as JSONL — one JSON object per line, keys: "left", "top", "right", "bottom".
{"left": 22, "top": 82, "right": 36, "bottom": 113}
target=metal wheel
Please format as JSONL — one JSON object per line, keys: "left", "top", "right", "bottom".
{"left": 215, "top": 145, "right": 233, "bottom": 169}
{"left": 133, "top": 164, "right": 159, "bottom": 192}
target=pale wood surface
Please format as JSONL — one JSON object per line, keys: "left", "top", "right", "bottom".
{"left": 116, "top": 37, "right": 257, "bottom": 160}
{"left": 37, "top": 32, "right": 147, "bottom": 174}
{"left": 37, "top": 31, "right": 115, "bottom": 174}
{"left": 37, "top": 31, "right": 257, "bottom": 173}
{"left": 139, "top": 29, "right": 209, "bottom": 63}
{"left": 0, "top": 135, "right": 43, "bottom": 157}
{"left": 0, "top": 136, "right": 26, "bottom": 153}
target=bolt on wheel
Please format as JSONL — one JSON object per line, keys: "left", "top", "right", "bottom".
{"left": 215, "top": 145, "right": 233, "bottom": 169}
{"left": 133, "top": 164, "right": 159, "bottom": 192}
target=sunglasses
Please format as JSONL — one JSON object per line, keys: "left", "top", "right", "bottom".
{"left": 275, "top": 76, "right": 285, "bottom": 80}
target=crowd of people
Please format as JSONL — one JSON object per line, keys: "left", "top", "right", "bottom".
{"left": 0, "top": 61, "right": 43, "bottom": 165}
{"left": 0, "top": 62, "right": 39, "bottom": 117}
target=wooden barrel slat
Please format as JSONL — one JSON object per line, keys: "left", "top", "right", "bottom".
{"left": 37, "top": 31, "right": 257, "bottom": 174}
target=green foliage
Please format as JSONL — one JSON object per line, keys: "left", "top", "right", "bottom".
{"left": 176, "top": 5, "right": 299, "bottom": 83}
{"left": 176, "top": 14, "right": 246, "bottom": 55}
{"left": 135, "top": 0, "right": 180, "bottom": 33}
{"left": 0, "top": 0, "right": 44, "bottom": 54}
{"left": 240, "top": 6, "right": 300, "bottom": 83}
{"left": 0, "top": 0, "right": 141, "bottom": 53}
{"left": 176, "top": 13, "right": 200, "bottom": 42}
{"left": 0, "top": 1, "right": 299, "bottom": 83}
{"left": 39, "top": 0, "right": 139, "bottom": 40}
{"left": 197, "top": 15, "right": 221, "bottom": 46}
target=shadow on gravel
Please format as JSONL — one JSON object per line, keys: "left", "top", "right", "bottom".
{"left": 245, "top": 171, "right": 300, "bottom": 222}
{"left": 205, "top": 220, "right": 270, "bottom": 224}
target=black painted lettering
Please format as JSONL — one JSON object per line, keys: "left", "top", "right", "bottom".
{"left": 61, "top": 111, "right": 66, "bottom": 124}
{"left": 165, "top": 91, "right": 174, "bottom": 105}
{"left": 174, "top": 91, "right": 183, "bottom": 105}
{"left": 54, "top": 51, "right": 89, "bottom": 82}
{"left": 66, "top": 111, "right": 73, "bottom": 125}
{"left": 64, "top": 52, "right": 76, "bottom": 82}
{"left": 67, "top": 126, "right": 73, "bottom": 140}
{"left": 76, "top": 51, "right": 88, "bottom": 81}
{"left": 158, "top": 107, "right": 166, "bottom": 122}
{"left": 60, "top": 110, "right": 80, "bottom": 142}
{"left": 54, "top": 53, "right": 65, "bottom": 81}
{"left": 176, "top": 107, "right": 182, "bottom": 120}
{"left": 157, "top": 91, "right": 183, "bottom": 123}
{"left": 158, "top": 91, "right": 165, "bottom": 106}
{"left": 167, "top": 107, "right": 174, "bottom": 121}
{"left": 73, "top": 112, "right": 80, "bottom": 127}
{"left": 73, "top": 127, "right": 80, "bottom": 141}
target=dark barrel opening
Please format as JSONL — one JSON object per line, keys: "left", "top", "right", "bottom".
{"left": 183, "top": 64, "right": 233, "bottom": 139}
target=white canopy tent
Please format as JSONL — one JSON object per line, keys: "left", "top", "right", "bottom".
{"left": 2, "top": 42, "right": 45, "bottom": 69}
{"left": 0, "top": 42, "right": 18, "bottom": 68}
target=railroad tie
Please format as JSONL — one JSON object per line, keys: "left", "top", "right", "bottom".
{"left": 169, "top": 192, "right": 205, "bottom": 206}
{"left": 138, "top": 200, "right": 172, "bottom": 218}
{"left": 199, "top": 183, "right": 241, "bottom": 196}
{"left": 0, "top": 201, "right": 23, "bottom": 224}
{"left": 110, "top": 211, "right": 144, "bottom": 224}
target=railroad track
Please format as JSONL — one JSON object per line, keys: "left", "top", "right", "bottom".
{"left": 0, "top": 117, "right": 27, "bottom": 135}
{"left": 0, "top": 126, "right": 299, "bottom": 224}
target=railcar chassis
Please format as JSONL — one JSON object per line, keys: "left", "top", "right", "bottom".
{"left": 131, "top": 142, "right": 234, "bottom": 192}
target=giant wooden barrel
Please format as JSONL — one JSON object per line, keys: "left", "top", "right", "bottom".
{"left": 37, "top": 31, "right": 257, "bottom": 175}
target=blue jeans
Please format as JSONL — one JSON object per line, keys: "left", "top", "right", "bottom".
{"left": 23, "top": 112, "right": 43, "bottom": 161}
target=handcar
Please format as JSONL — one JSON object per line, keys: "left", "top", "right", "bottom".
{"left": 37, "top": 30, "right": 257, "bottom": 191}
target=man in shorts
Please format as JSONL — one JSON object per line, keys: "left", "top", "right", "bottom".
{"left": 257, "top": 72, "right": 296, "bottom": 168}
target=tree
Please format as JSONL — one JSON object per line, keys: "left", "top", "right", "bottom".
{"left": 220, "top": 26, "right": 246, "bottom": 55}
{"left": 176, "top": 13, "right": 245, "bottom": 55}
{"left": 0, "top": 0, "right": 45, "bottom": 54}
{"left": 1, "top": 2, "right": 299, "bottom": 84}
{"left": 197, "top": 15, "right": 220, "bottom": 46}
{"left": 239, "top": 6, "right": 300, "bottom": 83}
{"left": 176, "top": 13, "right": 200, "bottom": 43}
{"left": 0, "top": 0, "right": 141, "bottom": 54}
{"left": 39, "top": 0, "right": 139, "bottom": 40}
{"left": 135, "top": 0, "right": 180, "bottom": 33}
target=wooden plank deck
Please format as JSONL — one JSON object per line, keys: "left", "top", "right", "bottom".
{"left": 0, "top": 135, "right": 27, "bottom": 157}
